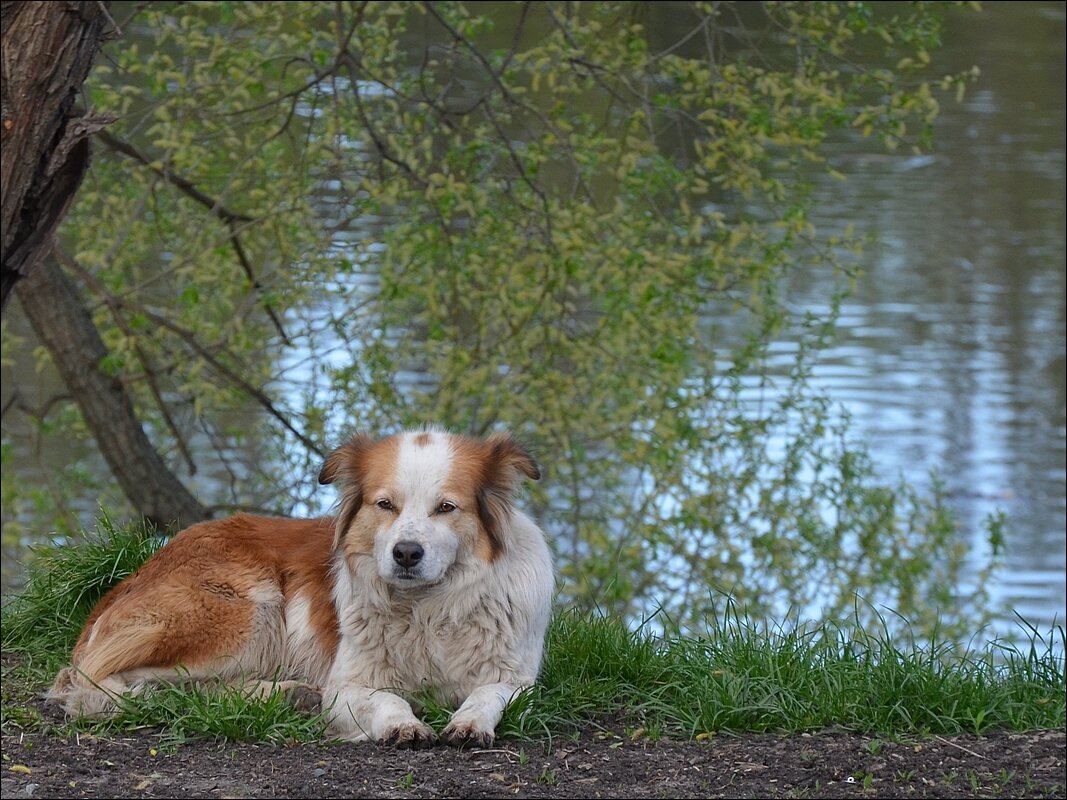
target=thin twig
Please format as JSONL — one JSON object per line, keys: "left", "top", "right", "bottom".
{"left": 934, "top": 735, "right": 987, "bottom": 760}
{"left": 57, "top": 249, "right": 199, "bottom": 476}
{"left": 95, "top": 0, "right": 121, "bottom": 35}
{"left": 96, "top": 129, "right": 252, "bottom": 223}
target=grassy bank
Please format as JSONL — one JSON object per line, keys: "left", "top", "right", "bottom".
{"left": 2, "top": 518, "right": 1063, "bottom": 745}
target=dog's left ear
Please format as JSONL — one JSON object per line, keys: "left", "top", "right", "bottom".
{"left": 319, "top": 433, "right": 376, "bottom": 551}
{"left": 477, "top": 433, "right": 540, "bottom": 559}
{"left": 486, "top": 432, "right": 541, "bottom": 482}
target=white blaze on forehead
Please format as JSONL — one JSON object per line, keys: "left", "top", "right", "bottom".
{"left": 395, "top": 430, "right": 454, "bottom": 506}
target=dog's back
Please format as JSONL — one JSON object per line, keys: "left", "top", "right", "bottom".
{"left": 51, "top": 514, "right": 338, "bottom": 717}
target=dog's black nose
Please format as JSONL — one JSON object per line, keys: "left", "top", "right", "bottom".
{"left": 392, "top": 541, "right": 424, "bottom": 568}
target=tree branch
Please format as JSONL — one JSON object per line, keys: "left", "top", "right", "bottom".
{"left": 95, "top": 127, "right": 292, "bottom": 345}
{"left": 95, "top": 128, "right": 252, "bottom": 223}
{"left": 55, "top": 247, "right": 198, "bottom": 476}
{"left": 61, "top": 249, "right": 325, "bottom": 459}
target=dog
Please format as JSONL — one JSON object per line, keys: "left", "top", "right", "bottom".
{"left": 48, "top": 428, "right": 554, "bottom": 747}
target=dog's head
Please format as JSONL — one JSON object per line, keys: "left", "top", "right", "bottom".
{"left": 318, "top": 428, "right": 540, "bottom": 587}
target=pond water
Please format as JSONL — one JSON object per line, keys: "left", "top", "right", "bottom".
{"left": 1, "top": 3, "right": 1063, "bottom": 648}
{"left": 789, "top": 2, "right": 1066, "bottom": 645}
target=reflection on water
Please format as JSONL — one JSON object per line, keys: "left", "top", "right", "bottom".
{"left": 792, "top": 2, "right": 1066, "bottom": 644}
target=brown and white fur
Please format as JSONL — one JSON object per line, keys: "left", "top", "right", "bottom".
{"left": 49, "top": 428, "right": 554, "bottom": 747}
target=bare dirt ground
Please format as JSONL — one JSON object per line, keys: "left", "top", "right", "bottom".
{"left": 2, "top": 717, "right": 1064, "bottom": 799}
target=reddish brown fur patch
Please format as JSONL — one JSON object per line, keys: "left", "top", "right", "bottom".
{"left": 66, "top": 514, "right": 340, "bottom": 685}
{"left": 276, "top": 516, "right": 341, "bottom": 656}
{"left": 413, "top": 432, "right": 433, "bottom": 447}
{"left": 446, "top": 432, "right": 540, "bottom": 563}
{"left": 319, "top": 434, "right": 400, "bottom": 552}
{"left": 446, "top": 437, "right": 497, "bottom": 563}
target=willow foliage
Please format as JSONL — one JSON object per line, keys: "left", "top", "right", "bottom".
{"left": 3, "top": 2, "right": 988, "bottom": 634}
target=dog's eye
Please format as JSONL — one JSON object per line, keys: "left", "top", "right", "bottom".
{"left": 435, "top": 501, "right": 457, "bottom": 514}
{"left": 376, "top": 499, "right": 395, "bottom": 512}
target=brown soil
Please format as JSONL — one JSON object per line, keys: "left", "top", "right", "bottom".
{"left": 2, "top": 722, "right": 1063, "bottom": 799}
{"left": 3, "top": 652, "right": 1063, "bottom": 799}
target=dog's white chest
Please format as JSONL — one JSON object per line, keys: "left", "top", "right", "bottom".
{"left": 338, "top": 599, "right": 517, "bottom": 704}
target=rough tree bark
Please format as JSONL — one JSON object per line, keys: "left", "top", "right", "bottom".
{"left": 1, "top": 0, "right": 111, "bottom": 310}
{"left": 3, "top": 1, "right": 209, "bottom": 530}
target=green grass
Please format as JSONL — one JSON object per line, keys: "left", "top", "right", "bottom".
{"left": 2, "top": 512, "right": 163, "bottom": 674}
{"left": 3, "top": 518, "right": 1064, "bottom": 744}
{"left": 496, "top": 607, "right": 1064, "bottom": 740}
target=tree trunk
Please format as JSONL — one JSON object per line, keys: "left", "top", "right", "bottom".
{"left": 15, "top": 257, "right": 209, "bottom": 531}
{"left": 3, "top": 2, "right": 206, "bottom": 532}
{"left": 1, "top": 0, "right": 111, "bottom": 311}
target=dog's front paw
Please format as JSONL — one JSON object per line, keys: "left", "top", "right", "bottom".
{"left": 442, "top": 719, "right": 495, "bottom": 749}
{"left": 381, "top": 721, "right": 437, "bottom": 749}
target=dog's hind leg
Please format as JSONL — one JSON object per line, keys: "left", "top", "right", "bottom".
{"left": 50, "top": 574, "right": 275, "bottom": 719}
{"left": 47, "top": 667, "right": 134, "bottom": 719}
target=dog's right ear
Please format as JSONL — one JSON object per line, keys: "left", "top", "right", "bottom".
{"left": 319, "top": 433, "right": 376, "bottom": 551}
{"left": 319, "top": 432, "right": 377, "bottom": 486}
